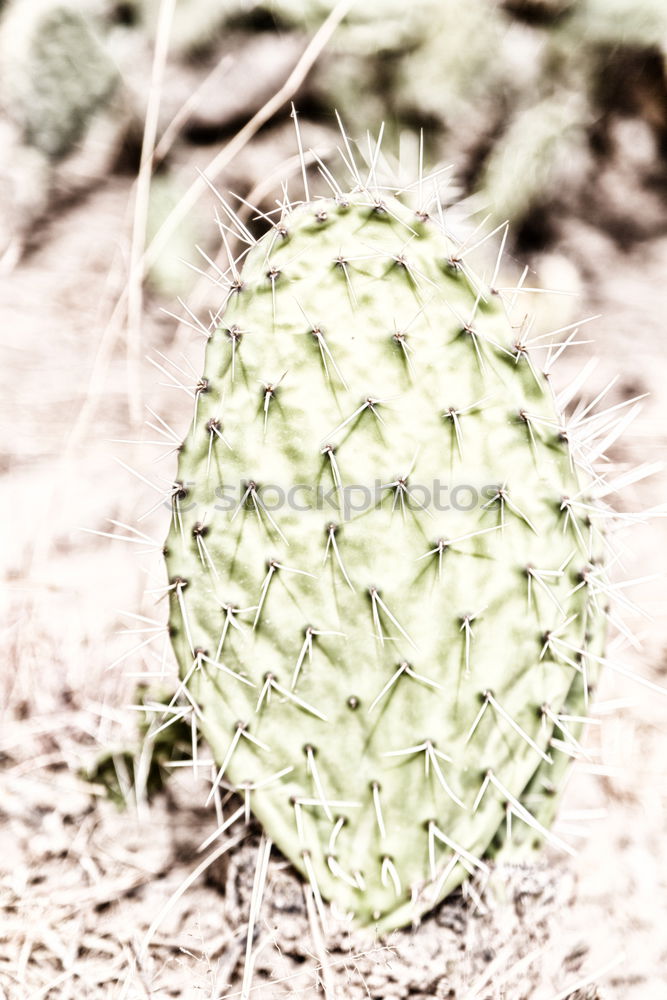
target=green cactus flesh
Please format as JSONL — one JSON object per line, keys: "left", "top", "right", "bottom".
{"left": 165, "top": 193, "right": 605, "bottom": 931}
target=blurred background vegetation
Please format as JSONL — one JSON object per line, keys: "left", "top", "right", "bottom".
{"left": 1, "top": 0, "right": 666, "bottom": 287}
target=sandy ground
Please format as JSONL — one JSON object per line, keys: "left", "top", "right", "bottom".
{"left": 1, "top": 122, "right": 667, "bottom": 998}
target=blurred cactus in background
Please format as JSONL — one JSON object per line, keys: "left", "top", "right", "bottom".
{"left": 205, "top": 0, "right": 667, "bottom": 229}
{"left": 0, "top": 0, "right": 127, "bottom": 265}
{"left": 1, "top": 0, "right": 666, "bottom": 269}
{"left": 0, "top": 0, "right": 119, "bottom": 159}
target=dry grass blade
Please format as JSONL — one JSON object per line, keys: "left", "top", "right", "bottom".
{"left": 139, "top": 0, "right": 356, "bottom": 277}
{"left": 126, "top": 0, "right": 177, "bottom": 428}
{"left": 61, "top": 0, "right": 353, "bottom": 464}
{"left": 139, "top": 832, "right": 247, "bottom": 959}
{"left": 547, "top": 953, "right": 626, "bottom": 1000}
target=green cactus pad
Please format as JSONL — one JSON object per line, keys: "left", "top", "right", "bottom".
{"left": 165, "top": 192, "right": 605, "bottom": 930}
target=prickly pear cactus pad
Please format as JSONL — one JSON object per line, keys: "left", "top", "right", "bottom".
{"left": 165, "top": 190, "right": 606, "bottom": 931}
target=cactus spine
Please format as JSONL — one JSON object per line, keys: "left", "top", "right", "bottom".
{"left": 165, "top": 180, "right": 606, "bottom": 931}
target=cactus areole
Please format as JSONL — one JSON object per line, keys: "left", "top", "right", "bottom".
{"left": 165, "top": 191, "right": 605, "bottom": 931}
